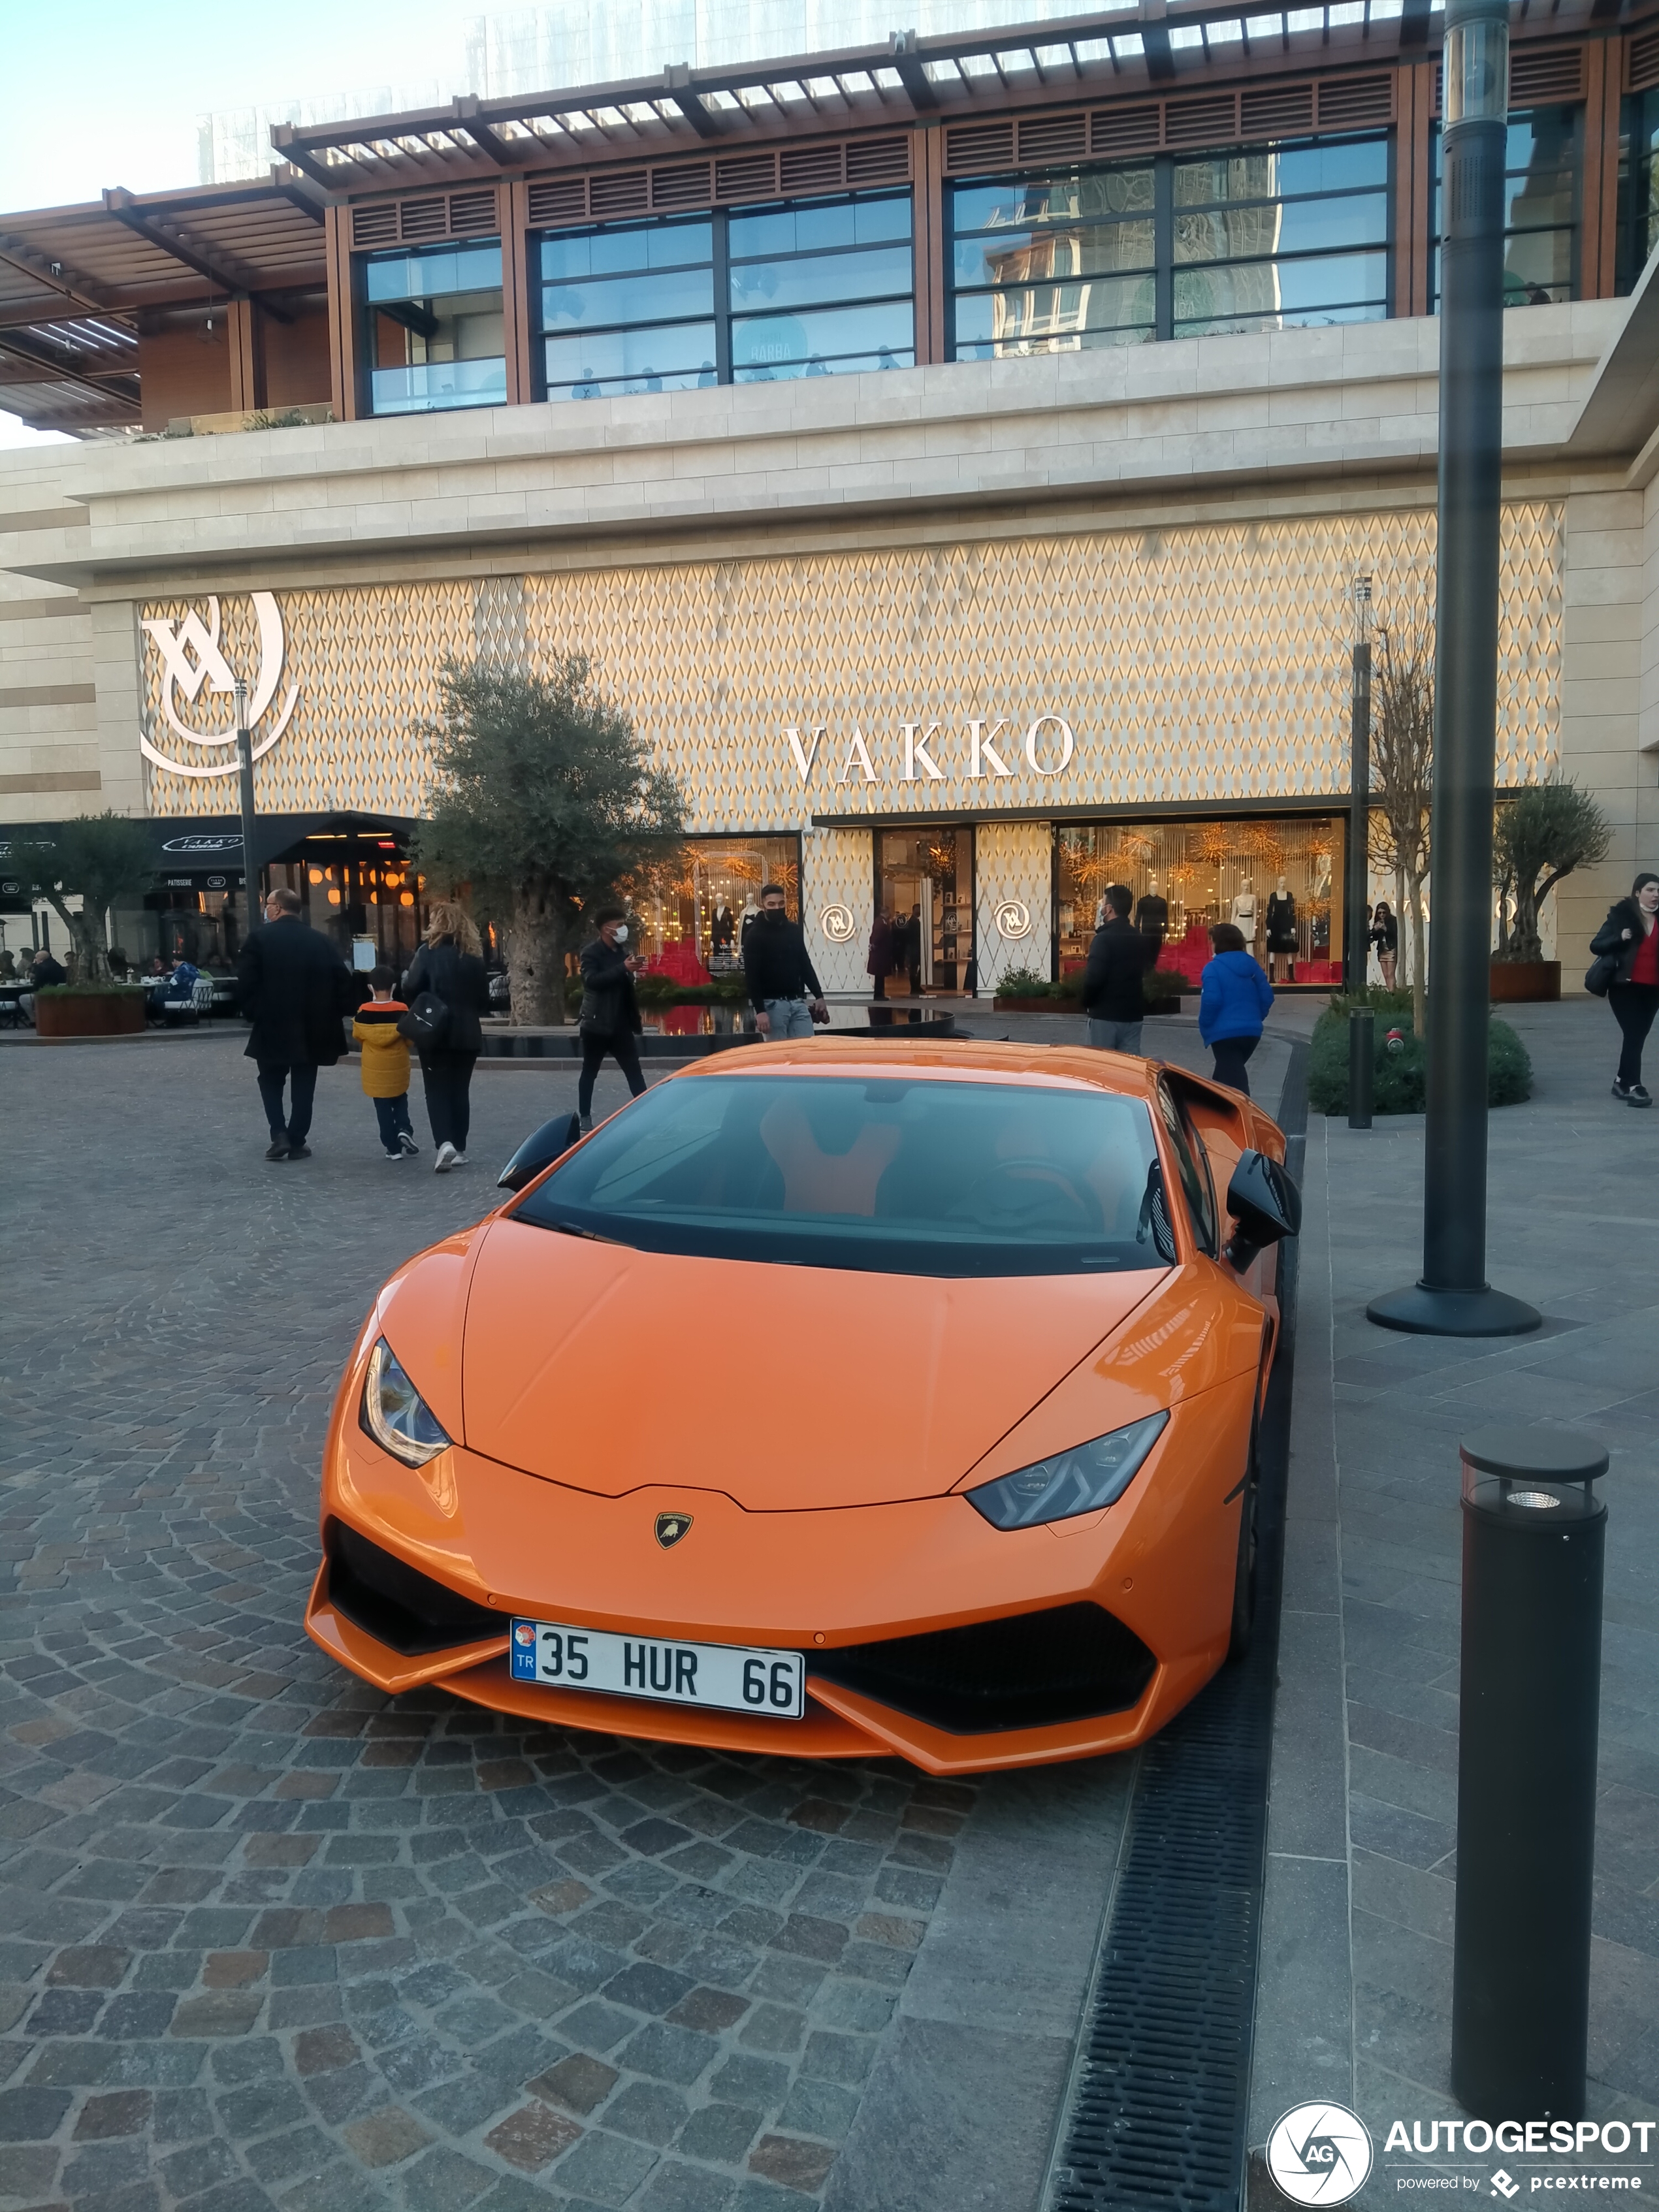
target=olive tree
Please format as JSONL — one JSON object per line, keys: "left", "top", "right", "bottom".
{"left": 418, "top": 656, "right": 685, "bottom": 1025}
{"left": 1492, "top": 780, "right": 1611, "bottom": 965}
{"left": 10, "top": 814, "right": 154, "bottom": 985}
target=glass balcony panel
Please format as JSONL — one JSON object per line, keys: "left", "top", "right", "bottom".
{"left": 730, "top": 298, "right": 914, "bottom": 373}
{"left": 544, "top": 323, "right": 718, "bottom": 392}
{"left": 368, "top": 359, "right": 508, "bottom": 413}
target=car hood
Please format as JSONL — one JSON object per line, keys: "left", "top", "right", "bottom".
{"left": 460, "top": 1217, "right": 1166, "bottom": 1509}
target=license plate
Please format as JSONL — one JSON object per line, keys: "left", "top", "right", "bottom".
{"left": 509, "top": 1618, "right": 806, "bottom": 1720}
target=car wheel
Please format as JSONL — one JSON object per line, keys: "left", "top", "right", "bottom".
{"left": 1226, "top": 1394, "right": 1262, "bottom": 1665}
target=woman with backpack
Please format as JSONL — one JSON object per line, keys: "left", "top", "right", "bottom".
{"left": 1590, "top": 871, "right": 1659, "bottom": 1106}
{"left": 402, "top": 902, "right": 490, "bottom": 1170}
{"left": 578, "top": 906, "right": 648, "bottom": 1131}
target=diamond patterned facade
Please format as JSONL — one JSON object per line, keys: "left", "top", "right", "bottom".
{"left": 138, "top": 503, "right": 1561, "bottom": 823}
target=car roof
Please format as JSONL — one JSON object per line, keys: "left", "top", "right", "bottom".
{"left": 675, "top": 1038, "right": 1164, "bottom": 1098}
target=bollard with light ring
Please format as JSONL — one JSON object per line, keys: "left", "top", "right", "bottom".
{"left": 1451, "top": 1424, "right": 1609, "bottom": 2123}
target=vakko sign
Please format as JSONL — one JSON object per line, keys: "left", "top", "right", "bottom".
{"left": 782, "top": 715, "right": 1078, "bottom": 786}
{"left": 139, "top": 594, "right": 300, "bottom": 780}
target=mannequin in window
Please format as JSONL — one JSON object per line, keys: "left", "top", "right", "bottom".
{"left": 710, "top": 904, "right": 735, "bottom": 956}
{"left": 1135, "top": 884, "right": 1168, "bottom": 952}
{"left": 1231, "top": 878, "right": 1258, "bottom": 942}
{"left": 739, "top": 897, "right": 762, "bottom": 950}
{"left": 1264, "top": 874, "right": 1297, "bottom": 982}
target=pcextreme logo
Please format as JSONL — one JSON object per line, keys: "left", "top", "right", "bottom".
{"left": 1268, "top": 2104, "right": 1376, "bottom": 2204}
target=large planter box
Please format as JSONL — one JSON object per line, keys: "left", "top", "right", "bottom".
{"left": 1489, "top": 959, "right": 1560, "bottom": 1003}
{"left": 35, "top": 990, "right": 146, "bottom": 1038}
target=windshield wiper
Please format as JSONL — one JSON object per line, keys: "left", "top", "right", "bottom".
{"left": 545, "top": 1219, "right": 630, "bottom": 1246}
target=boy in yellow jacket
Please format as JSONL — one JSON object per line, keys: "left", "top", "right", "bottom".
{"left": 352, "top": 966, "right": 419, "bottom": 1160}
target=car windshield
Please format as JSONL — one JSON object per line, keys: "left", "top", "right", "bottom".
{"left": 511, "top": 1074, "right": 1166, "bottom": 1277}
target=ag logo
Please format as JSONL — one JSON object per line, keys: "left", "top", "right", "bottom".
{"left": 139, "top": 592, "right": 299, "bottom": 780}
{"left": 818, "top": 903, "right": 856, "bottom": 943}
{"left": 654, "top": 1513, "right": 694, "bottom": 1550}
{"left": 1266, "top": 2103, "right": 1374, "bottom": 2205}
{"left": 993, "top": 898, "right": 1033, "bottom": 941}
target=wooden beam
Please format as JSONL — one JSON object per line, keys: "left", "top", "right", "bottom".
{"left": 663, "top": 63, "right": 724, "bottom": 138}
{"left": 890, "top": 31, "right": 940, "bottom": 110}
{"left": 452, "top": 98, "right": 522, "bottom": 167}
{"left": 269, "top": 124, "right": 340, "bottom": 191}
{"left": 0, "top": 328, "right": 140, "bottom": 404}
{"left": 0, "top": 236, "right": 117, "bottom": 318}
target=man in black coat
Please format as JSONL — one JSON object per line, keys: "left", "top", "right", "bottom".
{"left": 1082, "top": 883, "right": 1152, "bottom": 1055}
{"left": 236, "top": 887, "right": 356, "bottom": 1161}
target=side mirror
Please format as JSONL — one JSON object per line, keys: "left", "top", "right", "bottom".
{"left": 1224, "top": 1149, "right": 1302, "bottom": 1272}
{"left": 498, "top": 1112, "right": 582, "bottom": 1193}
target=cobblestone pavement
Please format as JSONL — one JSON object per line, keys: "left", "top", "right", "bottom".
{"left": 0, "top": 1040, "right": 982, "bottom": 2212}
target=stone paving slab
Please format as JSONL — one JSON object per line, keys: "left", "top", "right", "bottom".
{"left": 1248, "top": 1000, "right": 1659, "bottom": 2207}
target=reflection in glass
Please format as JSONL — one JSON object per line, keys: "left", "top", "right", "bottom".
{"left": 538, "top": 216, "right": 718, "bottom": 400}
{"left": 1431, "top": 107, "right": 1581, "bottom": 306}
{"left": 1615, "top": 91, "right": 1659, "bottom": 295}
{"left": 363, "top": 240, "right": 506, "bottom": 417}
{"left": 729, "top": 193, "right": 914, "bottom": 379}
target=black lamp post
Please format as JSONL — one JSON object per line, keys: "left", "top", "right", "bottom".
{"left": 1346, "top": 573, "right": 1373, "bottom": 997}
{"left": 234, "top": 677, "right": 261, "bottom": 946}
{"left": 1368, "top": 0, "right": 1540, "bottom": 1338}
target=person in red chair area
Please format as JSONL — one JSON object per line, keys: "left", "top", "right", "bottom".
{"left": 1593, "top": 871, "right": 1659, "bottom": 1106}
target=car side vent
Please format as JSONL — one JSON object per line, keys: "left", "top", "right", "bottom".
{"left": 326, "top": 1523, "right": 507, "bottom": 1658}
{"left": 813, "top": 1602, "right": 1156, "bottom": 1734}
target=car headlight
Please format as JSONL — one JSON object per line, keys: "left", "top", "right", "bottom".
{"left": 965, "top": 1411, "right": 1169, "bottom": 1531}
{"left": 361, "top": 1338, "right": 450, "bottom": 1467}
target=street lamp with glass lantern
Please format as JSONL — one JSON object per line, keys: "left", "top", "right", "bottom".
{"left": 1346, "top": 573, "right": 1373, "bottom": 997}
{"left": 1368, "top": 0, "right": 1541, "bottom": 1338}
{"left": 233, "top": 676, "right": 260, "bottom": 944}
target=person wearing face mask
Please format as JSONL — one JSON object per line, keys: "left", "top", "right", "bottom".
{"left": 1590, "top": 871, "right": 1659, "bottom": 1106}
{"left": 577, "top": 905, "right": 648, "bottom": 1130}
{"left": 742, "top": 883, "right": 828, "bottom": 1039}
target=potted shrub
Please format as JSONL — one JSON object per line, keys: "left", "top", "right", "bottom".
{"left": 993, "top": 963, "right": 1062, "bottom": 1012}
{"left": 1491, "top": 781, "right": 1610, "bottom": 1002}
{"left": 12, "top": 816, "right": 155, "bottom": 1038}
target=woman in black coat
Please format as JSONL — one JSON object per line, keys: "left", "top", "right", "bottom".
{"left": 1591, "top": 872, "right": 1659, "bottom": 1105}
{"left": 1368, "top": 901, "right": 1398, "bottom": 989}
{"left": 577, "top": 906, "right": 647, "bottom": 1130}
{"left": 404, "top": 901, "right": 490, "bottom": 1170}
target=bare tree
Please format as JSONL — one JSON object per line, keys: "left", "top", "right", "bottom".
{"left": 1368, "top": 613, "right": 1434, "bottom": 1036}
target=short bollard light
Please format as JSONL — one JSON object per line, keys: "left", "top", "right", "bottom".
{"left": 1451, "top": 1424, "right": 1609, "bottom": 2123}
{"left": 1347, "top": 1007, "right": 1374, "bottom": 1129}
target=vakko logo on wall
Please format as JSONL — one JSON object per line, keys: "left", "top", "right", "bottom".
{"left": 782, "top": 715, "right": 1076, "bottom": 786}
{"left": 138, "top": 594, "right": 300, "bottom": 780}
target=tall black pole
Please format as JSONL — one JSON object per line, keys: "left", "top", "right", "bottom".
{"left": 234, "top": 678, "right": 261, "bottom": 951}
{"left": 1346, "top": 577, "right": 1373, "bottom": 997}
{"left": 1369, "top": 0, "right": 1539, "bottom": 1338}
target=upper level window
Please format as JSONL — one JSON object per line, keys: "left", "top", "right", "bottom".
{"left": 1615, "top": 92, "right": 1659, "bottom": 295}
{"left": 362, "top": 240, "right": 506, "bottom": 415}
{"left": 534, "top": 190, "right": 914, "bottom": 400}
{"left": 540, "top": 217, "right": 717, "bottom": 400}
{"left": 729, "top": 193, "right": 914, "bottom": 379}
{"left": 1432, "top": 107, "right": 1581, "bottom": 305}
{"left": 947, "top": 134, "right": 1389, "bottom": 357}
{"left": 952, "top": 170, "right": 1156, "bottom": 357}
{"left": 1172, "top": 137, "right": 1389, "bottom": 336}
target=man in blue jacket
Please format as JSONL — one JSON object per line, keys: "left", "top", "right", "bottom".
{"left": 1198, "top": 922, "right": 1274, "bottom": 1095}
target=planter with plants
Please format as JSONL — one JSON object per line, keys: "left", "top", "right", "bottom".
{"left": 33, "top": 984, "right": 148, "bottom": 1038}
{"left": 1309, "top": 989, "right": 1532, "bottom": 1115}
{"left": 1490, "top": 779, "right": 1609, "bottom": 1001}
{"left": 991, "top": 963, "right": 1187, "bottom": 1012}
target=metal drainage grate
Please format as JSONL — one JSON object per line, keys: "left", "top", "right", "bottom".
{"left": 1047, "top": 1063, "right": 1306, "bottom": 2212}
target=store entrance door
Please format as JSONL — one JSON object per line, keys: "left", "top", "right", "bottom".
{"left": 875, "top": 826, "right": 974, "bottom": 996}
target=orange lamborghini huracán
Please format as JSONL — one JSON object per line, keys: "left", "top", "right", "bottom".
{"left": 306, "top": 1040, "right": 1299, "bottom": 1776}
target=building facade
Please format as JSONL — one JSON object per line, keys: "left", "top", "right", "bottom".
{"left": 2, "top": 2, "right": 1657, "bottom": 986}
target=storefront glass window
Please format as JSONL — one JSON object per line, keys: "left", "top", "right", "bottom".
{"left": 1432, "top": 108, "right": 1581, "bottom": 306}
{"left": 1055, "top": 816, "right": 1346, "bottom": 984}
{"left": 362, "top": 240, "right": 507, "bottom": 415}
{"left": 540, "top": 217, "right": 718, "bottom": 400}
{"left": 730, "top": 192, "right": 914, "bottom": 380}
{"left": 1616, "top": 92, "right": 1659, "bottom": 295}
{"left": 948, "top": 134, "right": 1389, "bottom": 356}
{"left": 876, "top": 826, "right": 974, "bottom": 996}
{"left": 620, "top": 836, "right": 803, "bottom": 981}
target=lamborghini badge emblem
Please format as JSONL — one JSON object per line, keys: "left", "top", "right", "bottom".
{"left": 654, "top": 1513, "right": 694, "bottom": 1549}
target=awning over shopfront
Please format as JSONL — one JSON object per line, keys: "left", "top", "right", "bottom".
{"left": 0, "top": 810, "right": 423, "bottom": 895}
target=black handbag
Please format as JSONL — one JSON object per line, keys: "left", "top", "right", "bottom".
{"left": 1584, "top": 954, "right": 1619, "bottom": 999}
{"left": 397, "top": 989, "right": 451, "bottom": 1049}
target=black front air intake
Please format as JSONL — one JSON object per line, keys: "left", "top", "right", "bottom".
{"left": 811, "top": 1602, "right": 1156, "bottom": 1735}
{"left": 327, "top": 1524, "right": 506, "bottom": 1657}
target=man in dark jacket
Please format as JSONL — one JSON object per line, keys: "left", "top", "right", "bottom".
{"left": 577, "top": 906, "right": 647, "bottom": 1132}
{"left": 236, "top": 887, "right": 355, "bottom": 1161}
{"left": 743, "top": 884, "right": 828, "bottom": 1039}
{"left": 1083, "top": 883, "right": 1152, "bottom": 1055}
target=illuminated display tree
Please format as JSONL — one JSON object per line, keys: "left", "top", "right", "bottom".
{"left": 419, "top": 656, "right": 685, "bottom": 1025}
